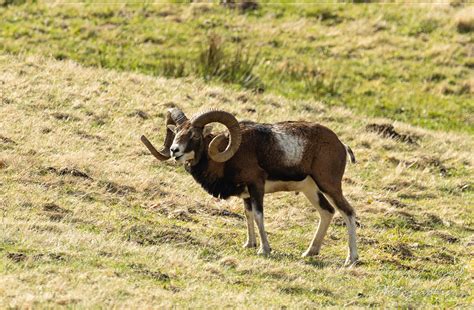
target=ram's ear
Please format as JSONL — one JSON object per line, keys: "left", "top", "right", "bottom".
{"left": 167, "top": 124, "right": 177, "bottom": 133}
{"left": 203, "top": 125, "right": 213, "bottom": 137}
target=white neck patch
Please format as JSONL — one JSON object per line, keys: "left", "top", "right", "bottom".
{"left": 272, "top": 127, "right": 306, "bottom": 166}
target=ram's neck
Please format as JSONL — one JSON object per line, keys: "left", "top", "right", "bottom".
{"left": 186, "top": 140, "right": 243, "bottom": 199}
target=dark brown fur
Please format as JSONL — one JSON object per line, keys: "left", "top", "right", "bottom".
{"left": 178, "top": 120, "right": 353, "bottom": 216}
{"left": 167, "top": 116, "right": 358, "bottom": 264}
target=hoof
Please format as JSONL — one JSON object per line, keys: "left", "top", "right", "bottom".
{"left": 257, "top": 247, "right": 271, "bottom": 255}
{"left": 243, "top": 242, "right": 257, "bottom": 249}
{"left": 344, "top": 256, "right": 359, "bottom": 267}
{"left": 302, "top": 249, "right": 319, "bottom": 258}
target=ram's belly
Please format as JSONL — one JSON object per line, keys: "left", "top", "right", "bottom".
{"left": 238, "top": 176, "right": 317, "bottom": 199}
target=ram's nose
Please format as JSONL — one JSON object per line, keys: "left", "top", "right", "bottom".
{"left": 170, "top": 146, "right": 179, "bottom": 156}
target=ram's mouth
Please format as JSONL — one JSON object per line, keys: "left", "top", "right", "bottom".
{"left": 174, "top": 155, "right": 184, "bottom": 160}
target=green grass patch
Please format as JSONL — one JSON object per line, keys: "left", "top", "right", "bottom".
{"left": 0, "top": 3, "right": 472, "bottom": 132}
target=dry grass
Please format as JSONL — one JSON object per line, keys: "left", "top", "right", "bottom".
{"left": 0, "top": 54, "right": 473, "bottom": 308}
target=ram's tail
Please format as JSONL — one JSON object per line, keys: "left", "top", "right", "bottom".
{"left": 344, "top": 144, "right": 356, "bottom": 164}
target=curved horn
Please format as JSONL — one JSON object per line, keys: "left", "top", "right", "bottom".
{"left": 169, "top": 107, "right": 188, "bottom": 125}
{"left": 141, "top": 108, "right": 188, "bottom": 161}
{"left": 191, "top": 110, "right": 241, "bottom": 162}
{"left": 141, "top": 135, "right": 169, "bottom": 161}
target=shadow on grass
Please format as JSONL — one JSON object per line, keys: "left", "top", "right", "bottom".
{"left": 261, "top": 250, "right": 301, "bottom": 262}
{"left": 303, "top": 258, "right": 331, "bottom": 269}
{"left": 259, "top": 251, "right": 333, "bottom": 269}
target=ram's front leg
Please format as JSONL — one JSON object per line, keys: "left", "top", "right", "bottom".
{"left": 248, "top": 184, "right": 271, "bottom": 255}
{"left": 243, "top": 198, "right": 257, "bottom": 248}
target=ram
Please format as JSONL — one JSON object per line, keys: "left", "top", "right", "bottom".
{"left": 141, "top": 108, "right": 358, "bottom": 266}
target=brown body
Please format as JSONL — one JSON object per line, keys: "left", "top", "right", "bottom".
{"left": 142, "top": 109, "right": 358, "bottom": 266}
{"left": 189, "top": 122, "right": 350, "bottom": 207}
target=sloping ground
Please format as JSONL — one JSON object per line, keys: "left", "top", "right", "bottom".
{"left": 0, "top": 54, "right": 473, "bottom": 308}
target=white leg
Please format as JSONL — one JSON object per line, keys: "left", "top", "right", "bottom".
{"left": 324, "top": 194, "right": 359, "bottom": 266}
{"left": 302, "top": 190, "right": 333, "bottom": 257}
{"left": 254, "top": 210, "right": 271, "bottom": 255}
{"left": 243, "top": 207, "right": 257, "bottom": 248}
{"left": 302, "top": 189, "right": 334, "bottom": 257}
{"left": 341, "top": 213, "right": 358, "bottom": 266}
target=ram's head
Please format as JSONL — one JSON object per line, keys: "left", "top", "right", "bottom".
{"left": 141, "top": 108, "right": 241, "bottom": 165}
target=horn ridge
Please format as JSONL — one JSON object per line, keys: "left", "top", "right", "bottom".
{"left": 168, "top": 107, "right": 188, "bottom": 125}
{"left": 191, "top": 110, "right": 242, "bottom": 162}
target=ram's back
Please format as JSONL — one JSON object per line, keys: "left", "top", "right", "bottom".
{"left": 233, "top": 121, "right": 346, "bottom": 182}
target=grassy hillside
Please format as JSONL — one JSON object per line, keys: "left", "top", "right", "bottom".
{"left": 1, "top": 2, "right": 473, "bottom": 133}
{"left": 1, "top": 54, "right": 473, "bottom": 307}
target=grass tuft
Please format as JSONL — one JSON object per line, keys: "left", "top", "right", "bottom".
{"left": 197, "top": 34, "right": 264, "bottom": 91}
{"left": 0, "top": 0, "right": 32, "bottom": 7}
{"left": 221, "top": 0, "right": 260, "bottom": 13}
{"left": 455, "top": 7, "right": 474, "bottom": 33}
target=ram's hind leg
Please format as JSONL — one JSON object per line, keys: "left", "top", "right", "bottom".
{"left": 302, "top": 187, "right": 335, "bottom": 257}
{"left": 243, "top": 198, "right": 257, "bottom": 248}
{"left": 323, "top": 191, "right": 358, "bottom": 266}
